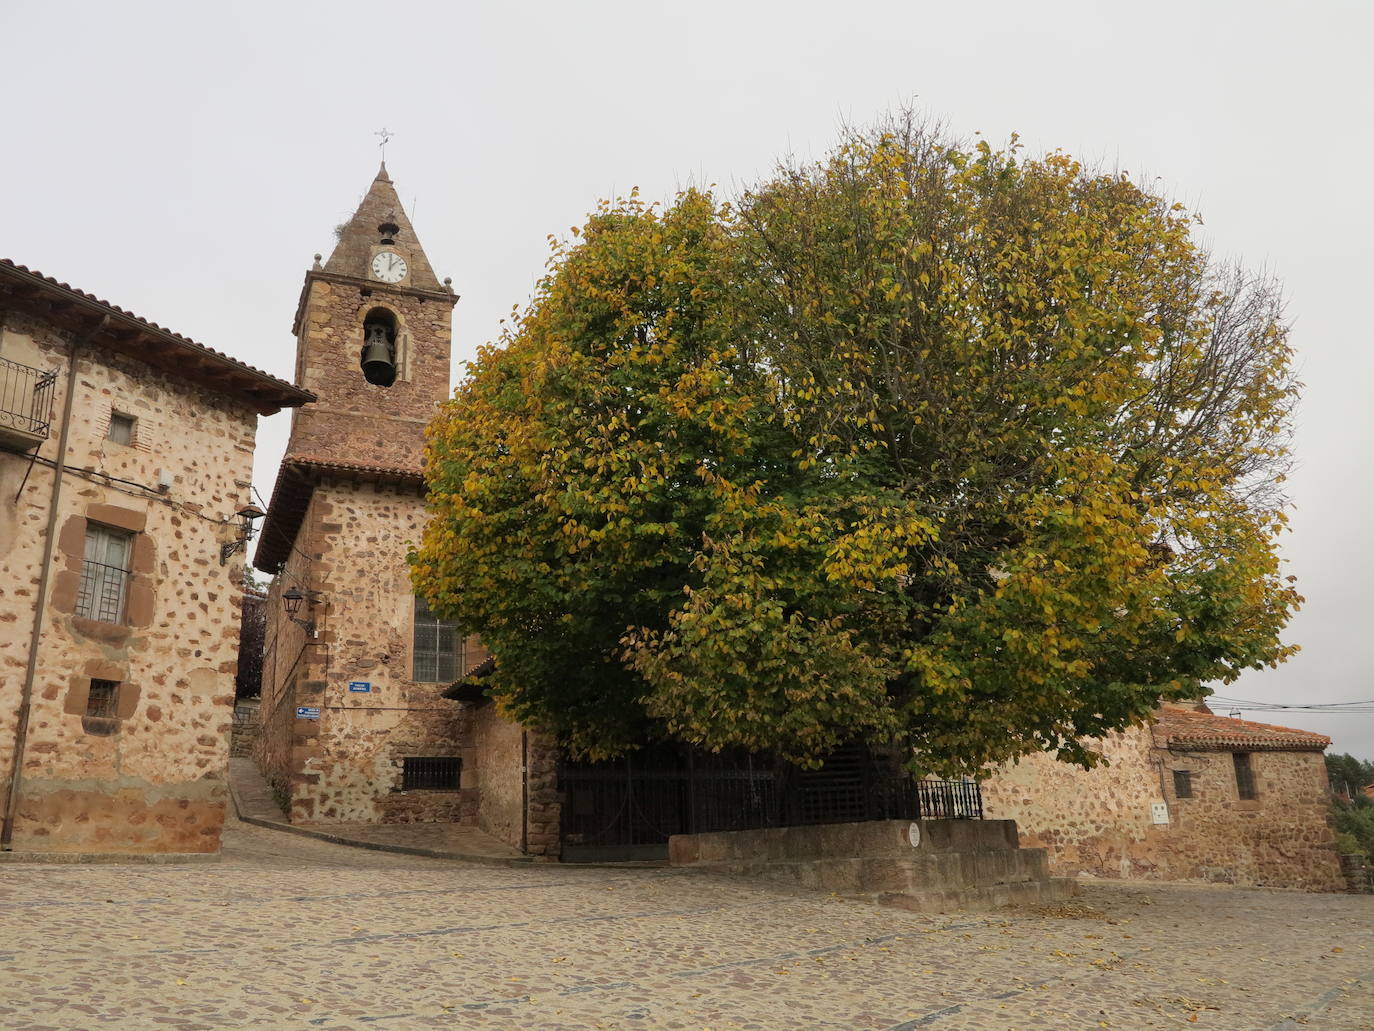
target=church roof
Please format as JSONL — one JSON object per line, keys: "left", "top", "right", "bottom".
{"left": 0, "top": 259, "right": 314, "bottom": 415}
{"left": 1153, "top": 706, "right": 1331, "bottom": 752}
{"left": 322, "top": 163, "right": 444, "bottom": 292}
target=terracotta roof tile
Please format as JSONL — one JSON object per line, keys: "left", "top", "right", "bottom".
{"left": 1153, "top": 706, "right": 1330, "bottom": 752}
{"left": 0, "top": 259, "right": 313, "bottom": 412}
{"left": 288, "top": 455, "right": 424, "bottom": 479}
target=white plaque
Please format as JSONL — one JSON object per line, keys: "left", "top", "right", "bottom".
{"left": 1151, "top": 802, "right": 1170, "bottom": 825}
{"left": 908, "top": 821, "right": 922, "bottom": 848}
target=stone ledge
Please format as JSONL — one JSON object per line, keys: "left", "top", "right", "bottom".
{"left": 670, "top": 818, "right": 1078, "bottom": 913}
{"left": 0, "top": 850, "right": 220, "bottom": 865}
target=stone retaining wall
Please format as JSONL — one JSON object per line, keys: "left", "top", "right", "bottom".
{"left": 670, "top": 819, "right": 1077, "bottom": 913}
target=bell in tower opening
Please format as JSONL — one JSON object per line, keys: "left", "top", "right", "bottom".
{"left": 361, "top": 308, "right": 398, "bottom": 387}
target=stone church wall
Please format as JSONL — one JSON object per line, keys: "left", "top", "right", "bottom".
{"left": 0, "top": 313, "right": 256, "bottom": 852}
{"left": 253, "top": 166, "right": 551, "bottom": 850}
{"left": 981, "top": 725, "right": 1343, "bottom": 890}
{"left": 259, "top": 480, "right": 474, "bottom": 824}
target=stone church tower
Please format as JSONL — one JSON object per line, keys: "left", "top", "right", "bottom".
{"left": 251, "top": 165, "right": 556, "bottom": 846}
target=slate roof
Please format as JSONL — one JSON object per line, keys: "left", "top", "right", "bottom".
{"left": 0, "top": 259, "right": 313, "bottom": 414}
{"left": 1153, "top": 706, "right": 1331, "bottom": 752}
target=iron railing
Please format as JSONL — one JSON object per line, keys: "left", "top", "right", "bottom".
{"left": 559, "top": 744, "right": 983, "bottom": 862}
{"left": 0, "top": 355, "right": 58, "bottom": 444}
{"left": 912, "top": 777, "right": 983, "bottom": 819}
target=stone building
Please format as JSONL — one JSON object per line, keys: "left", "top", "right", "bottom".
{"left": 252, "top": 165, "right": 560, "bottom": 857}
{"left": 980, "top": 703, "right": 1344, "bottom": 890}
{"left": 0, "top": 259, "right": 310, "bottom": 854}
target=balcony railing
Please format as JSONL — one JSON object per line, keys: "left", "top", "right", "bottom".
{"left": 0, "top": 355, "right": 58, "bottom": 452}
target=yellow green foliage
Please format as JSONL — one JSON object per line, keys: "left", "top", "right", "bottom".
{"left": 412, "top": 115, "right": 1300, "bottom": 775}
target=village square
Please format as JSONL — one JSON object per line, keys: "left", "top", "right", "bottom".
{"left": 3, "top": 2, "right": 1374, "bottom": 1029}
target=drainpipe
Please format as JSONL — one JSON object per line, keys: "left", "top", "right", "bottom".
{"left": 2, "top": 319, "right": 105, "bottom": 849}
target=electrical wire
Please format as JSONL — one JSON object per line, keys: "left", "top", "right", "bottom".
{"left": 1209, "top": 694, "right": 1374, "bottom": 714}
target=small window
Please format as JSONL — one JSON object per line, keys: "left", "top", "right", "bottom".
{"left": 401, "top": 756, "right": 461, "bottom": 791}
{"left": 413, "top": 595, "right": 462, "bottom": 683}
{"left": 1172, "top": 770, "right": 1193, "bottom": 799}
{"left": 76, "top": 524, "right": 134, "bottom": 623}
{"left": 86, "top": 679, "right": 119, "bottom": 718}
{"left": 1233, "top": 753, "right": 1257, "bottom": 800}
{"left": 107, "top": 412, "right": 135, "bottom": 445}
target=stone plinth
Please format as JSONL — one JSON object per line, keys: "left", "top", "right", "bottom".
{"left": 670, "top": 819, "right": 1077, "bottom": 913}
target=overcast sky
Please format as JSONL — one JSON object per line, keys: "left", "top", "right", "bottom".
{"left": 4, "top": 0, "right": 1371, "bottom": 755}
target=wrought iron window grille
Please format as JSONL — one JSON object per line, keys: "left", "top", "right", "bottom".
{"left": 85, "top": 679, "right": 119, "bottom": 719}
{"left": 401, "top": 756, "right": 462, "bottom": 791}
{"left": 77, "top": 524, "right": 134, "bottom": 624}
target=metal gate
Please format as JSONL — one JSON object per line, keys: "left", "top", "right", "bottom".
{"left": 558, "top": 744, "right": 982, "bottom": 862}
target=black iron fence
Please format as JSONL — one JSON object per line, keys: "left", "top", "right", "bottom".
{"left": 0, "top": 355, "right": 57, "bottom": 443}
{"left": 559, "top": 744, "right": 982, "bottom": 862}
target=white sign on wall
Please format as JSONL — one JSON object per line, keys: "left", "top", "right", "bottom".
{"left": 1151, "top": 802, "right": 1170, "bottom": 825}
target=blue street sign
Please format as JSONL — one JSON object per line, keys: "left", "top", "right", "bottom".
{"left": 348, "top": 681, "right": 372, "bottom": 693}
{"left": 295, "top": 707, "right": 321, "bottom": 720}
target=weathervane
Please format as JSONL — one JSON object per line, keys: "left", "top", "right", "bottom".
{"left": 374, "top": 127, "right": 394, "bottom": 161}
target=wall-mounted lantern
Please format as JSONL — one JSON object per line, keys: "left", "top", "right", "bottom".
{"left": 281, "top": 586, "right": 321, "bottom": 635}
{"left": 220, "top": 504, "right": 265, "bottom": 565}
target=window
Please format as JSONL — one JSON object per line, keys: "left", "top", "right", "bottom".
{"left": 413, "top": 595, "right": 461, "bottom": 682}
{"left": 401, "top": 756, "right": 461, "bottom": 791}
{"left": 76, "top": 524, "right": 133, "bottom": 623}
{"left": 86, "top": 679, "right": 119, "bottom": 718}
{"left": 1233, "top": 752, "right": 1257, "bottom": 800}
{"left": 1172, "top": 769, "right": 1193, "bottom": 799}
{"left": 107, "top": 412, "right": 135, "bottom": 445}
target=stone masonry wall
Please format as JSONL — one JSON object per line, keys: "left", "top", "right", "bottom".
{"left": 0, "top": 313, "right": 256, "bottom": 852}
{"left": 981, "top": 725, "right": 1344, "bottom": 890}
{"left": 468, "top": 703, "right": 523, "bottom": 849}
{"left": 524, "top": 730, "right": 561, "bottom": 857}
{"left": 259, "top": 480, "right": 474, "bottom": 825}
{"left": 981, "top": 728, "right": 1160, "bottom": 881}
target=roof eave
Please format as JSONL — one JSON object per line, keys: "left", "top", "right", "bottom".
{"left": 0, "top": 259, "right": 315, "bottom": 413}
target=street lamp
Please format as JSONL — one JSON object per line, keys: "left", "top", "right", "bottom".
{"left": 281, "top": 586, "right": 319, "bottom": 635}
{"left": 220, "top": 504, "right": 265, "bottom": 564}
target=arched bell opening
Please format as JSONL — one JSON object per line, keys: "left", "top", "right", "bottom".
{"left": 360, "top": 307, "right": 398, "bottom": 387}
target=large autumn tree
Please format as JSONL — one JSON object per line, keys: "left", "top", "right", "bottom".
{"left": 413, "top": 114, "right": 1299, "bottom": 775}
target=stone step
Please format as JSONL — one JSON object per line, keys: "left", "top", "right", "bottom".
{"left": 704, "top": 848, "right": 1053, "bottom": 895}
{"left": 875, "top": 876, "right": 1080, "bottom": 914}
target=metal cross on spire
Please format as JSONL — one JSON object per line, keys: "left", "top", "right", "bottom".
{"left": 374, "top": 127, "right": 394, "bottom": 161}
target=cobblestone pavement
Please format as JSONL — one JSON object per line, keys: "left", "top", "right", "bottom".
{"left": 2, "top": 817, "right": 1371, "bottom": 1031}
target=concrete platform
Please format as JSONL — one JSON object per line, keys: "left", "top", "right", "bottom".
{"left": 670, "top": 817, "right": 1078, "bottom": 912}
{"left": 227, "top": 757, "right": 536, "bottom": 865}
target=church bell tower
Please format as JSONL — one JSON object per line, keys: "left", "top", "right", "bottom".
{"left": 284, "top": 162, "right": 457, "bottom": 472}
{"left": 252, "top": 163, "right": 468, "bottom": 826}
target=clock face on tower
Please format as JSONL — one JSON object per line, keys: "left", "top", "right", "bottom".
{"left": 371, "top": 250, "right": 408, "bottom": 284}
